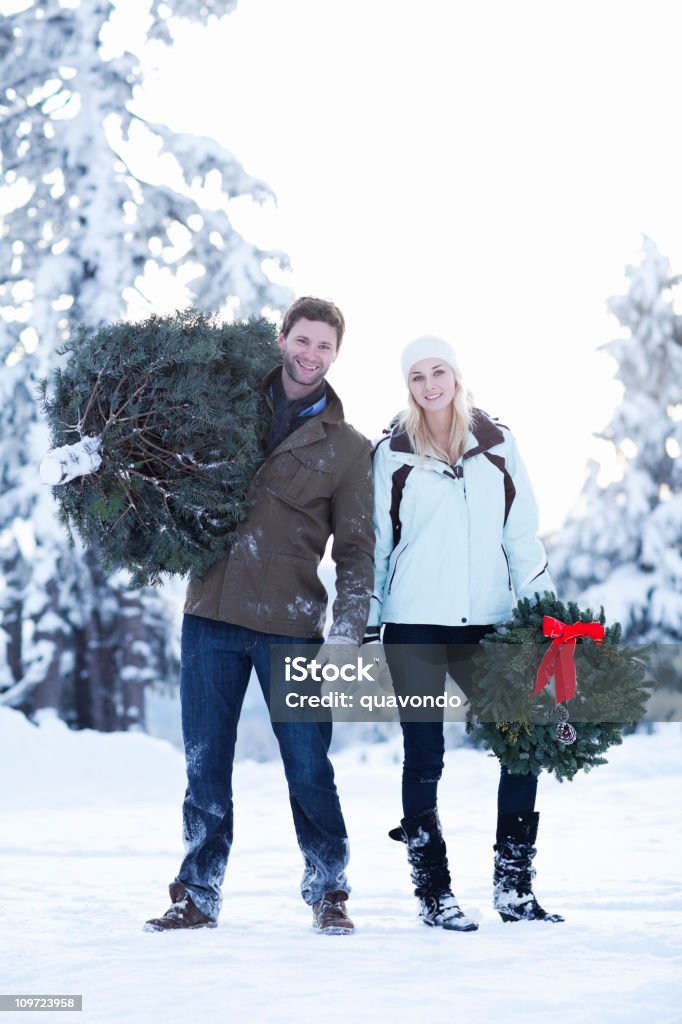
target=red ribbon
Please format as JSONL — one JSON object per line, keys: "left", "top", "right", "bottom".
{"left": 529, "top": 616, "right": 605, "bottom": 703}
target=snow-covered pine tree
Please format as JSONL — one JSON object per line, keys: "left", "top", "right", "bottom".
{"left": 0, "top": 0, "right": 290, "bottom": 729}
{"left": 549, "top": 237, "right": 682, "bottom": 643}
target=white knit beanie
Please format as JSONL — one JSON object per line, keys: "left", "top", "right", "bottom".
{"left": 401, "top": 335, "right": 461, "bottom": 384}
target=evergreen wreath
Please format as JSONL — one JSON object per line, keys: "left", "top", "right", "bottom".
{"left": 466, "top": 592, "right": 651, "bottom": 782}
{"left": 40, "top": 310, "right": 281, "bottom": 586}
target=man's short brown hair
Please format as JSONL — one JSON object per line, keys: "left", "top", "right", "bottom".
{"left": 281, "top": 297, "right": 345, "bottom": 349}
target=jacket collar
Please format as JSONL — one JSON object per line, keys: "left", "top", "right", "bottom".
{"left": 262, "top": 366, "right": 345, "bottom": 454}
{"left": 388, "top": 408, "right": 504, "bottom": 461}
{"left": 462, "top": 408, "right": 505, "bottom": 459}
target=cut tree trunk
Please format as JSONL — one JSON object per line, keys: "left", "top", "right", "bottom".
{"left": 40, "top": 436, "right": 102, "bottom": 485}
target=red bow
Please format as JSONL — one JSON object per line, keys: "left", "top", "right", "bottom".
{"left": 529, "top": 616, "right": 605, "bottom": 703}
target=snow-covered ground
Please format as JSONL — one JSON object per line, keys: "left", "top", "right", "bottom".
{"left": 3, "top": 707, "right": 681, "bottom": 1024}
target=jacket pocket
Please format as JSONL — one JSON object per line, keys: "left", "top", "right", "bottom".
{"left": 501, "top": 544, "right": 512, "bottom": 590}
{"left": 265, "top": 449, "right": 333, "bottom": 507}
{"left": 387, "top": 543, "right": 409, "bottom": 595}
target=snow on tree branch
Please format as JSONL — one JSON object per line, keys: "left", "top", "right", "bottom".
{"left": 40, "top": 436, "right": 102, "bottom": 486}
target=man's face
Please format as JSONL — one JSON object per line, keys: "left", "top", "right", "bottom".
{"left": 278, "top": 318, "right": 339, "bottom": 399}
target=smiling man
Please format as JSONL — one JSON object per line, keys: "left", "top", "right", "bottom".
{"left": 145, "top": 297, "right": 374, "bottom": 937}
{"left": 278, "top": 315, "right": 337, "bottom": 394}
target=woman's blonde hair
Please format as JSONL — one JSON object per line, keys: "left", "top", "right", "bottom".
{"left": 398, "top": 363, "right": 473, "bottom": 464}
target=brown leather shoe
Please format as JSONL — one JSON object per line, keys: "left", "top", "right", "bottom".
{"left": 143, "top": 882, "right": 217, "bottom": 932}
{"left": 312, "top": 890, "right": 354, "bottom": 935}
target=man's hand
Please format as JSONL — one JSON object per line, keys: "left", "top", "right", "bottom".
{"left": 315, "top": 636, "right": 359, "bottom": 671}
{"left": 313, "top": 637, "right": 362, "bottom": 700}
{"left": 317, "top": 634, "right": 394, "bottom": 696}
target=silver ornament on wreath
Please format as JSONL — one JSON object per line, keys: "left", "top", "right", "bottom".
{"left": 555, "top": 703, "right": 577, "bottom": 745}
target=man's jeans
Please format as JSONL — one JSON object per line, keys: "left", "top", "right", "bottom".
{"left": 175, "top": 614, "right": 350, "bottom": 920}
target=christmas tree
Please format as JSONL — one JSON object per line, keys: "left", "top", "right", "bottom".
{"left": 40, "top": 311, "right": 280, "bottom": 586}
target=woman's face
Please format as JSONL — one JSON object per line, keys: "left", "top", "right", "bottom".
{"left": 408, "top": 358, "right": 457, "bottom": 413}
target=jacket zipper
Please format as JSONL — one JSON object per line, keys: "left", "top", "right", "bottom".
{"left": 388, "top": 544, "right": 409, "bottom": 594}
{"left": 501, "top": 544, "right": 512, "bottom": 590}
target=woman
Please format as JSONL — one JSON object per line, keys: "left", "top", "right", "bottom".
{"left": 365, "top": 335, "right": 563, "bottom": 931}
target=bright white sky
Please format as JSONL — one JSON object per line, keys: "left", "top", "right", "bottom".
{"left": 131, "top": 0, "right": 682, "bottom": 532}
{"left": 6, "top": 0, "right": 682, "bottom": 532}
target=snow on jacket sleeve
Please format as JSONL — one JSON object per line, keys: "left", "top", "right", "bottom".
{"left": 366, "top": 439, "right": 394, "bottom": 629}
{"left": 328, "top": 436, "right": 376, "bottom": 644}
{"left": 502, "top": 431, "right": 556, "bottom": 600}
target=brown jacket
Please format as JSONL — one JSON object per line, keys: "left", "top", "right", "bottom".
{"left": 184, "top": 368, "right": 374, "bottom": 642}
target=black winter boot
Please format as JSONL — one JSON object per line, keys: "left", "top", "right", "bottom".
{"left": 493, "top": 811, "right": 564, "bottom": 923}
{"left": 390, "top": 808, "right": 478, "bottom": 932}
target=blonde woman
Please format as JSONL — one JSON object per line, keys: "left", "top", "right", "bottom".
{"left": 365, "top": 335, "right": 563, "bottom": 931}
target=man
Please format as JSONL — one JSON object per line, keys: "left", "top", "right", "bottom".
{"left": 145, "top": 297, "right": 374, "bottom": 935}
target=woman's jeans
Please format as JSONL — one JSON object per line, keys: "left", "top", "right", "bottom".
{"left": 176, "top": 613, "right": 350, "bottom": 920}
{"left": 383, "top": 622, "right": 538, "bottom": 819}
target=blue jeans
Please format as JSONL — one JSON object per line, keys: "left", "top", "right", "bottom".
{"left": 383, "top": 623, "right": 538, "bottom": 819}
{"left": 176, "top": 614, "right": 350, "bottom": 920}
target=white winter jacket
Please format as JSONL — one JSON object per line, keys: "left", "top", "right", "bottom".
{"left": 367, "top": 409, "right": 554, "bottom": 629}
